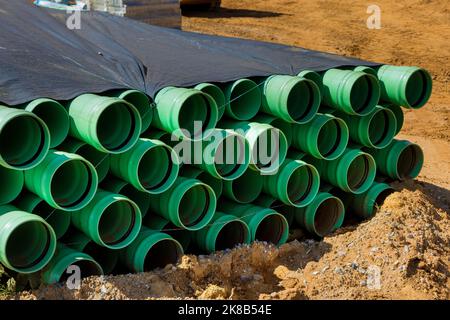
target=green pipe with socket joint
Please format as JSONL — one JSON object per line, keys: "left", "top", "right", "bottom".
{"left": 147, "top": 177, "right": 216, "bottom": 231}
{"left": 262, "top": 158, "right": 320, "bottom": 207}
{"left": 143, "top": 214, "right": 191, "bottom": 251}
{"left": 0, "top": 106, "right": 50, "bottom": 170}
{"left": 0, "top": 166, "right": 23, "bottom": 205}
{"left": 376, "top": 65, "right": 432, "bottom": 109}
{"left": 24, "top": 150, "right": 98, "bottom": 211}
{"left": 71, "top": 189, "right": 142, "bottom": 249}
{"left": 14, "top": 192, "right": 70, "bottom": 239}
{"left": 383, "top": 103, "right": 404, "bottom": 135}
{"left": 222, "top": 78, "right": 261, "bottom": 120}
{"left": 223, "top": 168, "right": 263, "bottom": 204}
{"left": 321, "top": 69, "right": 380, "bottom": 116}
{"left": 292, "top": 113, "right": 349, "bottom": 160}
{"left": 153, "top": 87, "right": 218, "bottom": 141}
{"left": 365, "top": 139, "right": 424, "bottom": 180}
{"left": 67, "top": 94, "right": 141, "bottom": 153}
{"left": 346, "top": 182, "right": 394, "bottom": 219}
{"left": 254, "top": 194, "right": 294, "bottom": 226}
{"left": 120, "top": 227, "right": 183, "bottom": 273}
{"left": 58, "top": 138, "right": 110, "bottom": 183}
{"left": 180, "top": 166, "right": 223, "bottom": 198}
{"left": 219, "top": 200, "right": 289, "bottom": 245}
{"left": 22, "top": 98, "right": 70, "bottom": 148}
{"left": 252, "top": 113, "right": 293, "bottom": 146}
{"left": 261, "top": 75, "right": 321, "bottom": 123}
{"left": 0, "top": 205, "right": 56, "bottom": 273}
{"left": 193, "top": 212, "right": 250, "bottom": 253}
{"left": 352, "top": 66, "right": 377, "bottom": 76}
{"left": 41, "top": 243, "right": 103, "bottom": 284}
{"left": 297, "top": 70, "right": 324, "bottom": 97}
{"left": 335, "top": 105, "right": 397, "bottom": 149}
{"left": 110, "top": 138, "right": 179, "bottom": 194}
{"left": 195, "top": 83, "right": 226, "bottom": 120}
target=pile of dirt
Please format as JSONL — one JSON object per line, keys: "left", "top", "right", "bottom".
{"left": 13, "top": 181, "right": 449, "bottom": 300}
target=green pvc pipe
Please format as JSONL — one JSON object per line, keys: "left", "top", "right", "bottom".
{"left": 23, "top": 98, "right": 70, "bottom": 148}
{"left": 220, "top": 120, "right": 288, "bottom": 174}
{"left": 347, "top": 182, "right": 394, "bottom": 219}
{"left": 193, "top": 212, "right": 250, "bottom": 253}
{"left": 180, "top": 166, "right": 223, "bottom": 198}
{"left": 252, "top": 113, "right": 293, "bottom": 146}
{"left": 376, "top": 65, "right": 432, "bottom": 109}
{"left": 297, "top": 70, "right": 324, "bottom": 97}
{"left": 71, "top": 189, "right": 142, "bottom": 249}
{"left": 143, "top": 214, "right": 191, "bottom": 251}
{"left": 65, "top": 232, "right": 119, "bottom": 274}
{"left": 261, "top": 75, "right": 321, "bottom": 123}
{"left": 307, "top": 148, "right": 376, "bottom": 194}
{"left": 222, "top": 78, "right": 261, "bottom": 120}
{"left": 147, "top": 177, "right": 216, "bottom": 231}
{"left": 0, "top": 166, "right": 23, "bottom": 205}
{"left": 101, "top": 177, "right": 151, "bottom": 217}
{"left": 0, "top": 106, "right": 50, "bottom": 170}
{"left": 120, "top": 227, "right": 183, "bottom": 273}
{"left": 336, "top": 105, "right": 397, "bottom": 149}
{"left": 293, "top": 192, "right": 345, "bottom": 238}
{"left": 321, "top": 69, "right": 380, "bottom": 115}
{"left": 219, "top": 200, "right": 289, "bottom": 245}
{"left": 262, "top": 158, "right": 320, "bottom": 207}
{"left": 383, "top": 103, "right": 404, "bottom": 135}
{"left": 195, "top": 129, "right": 250, "bottom": 180}
{"left": 41, "top": 243, "right": 103, "bottom": 284}
{"left": 254, "top": 194, "right": 294, "bottom": 226}
{"left": 195, "top": 83, "right": 226, "bottom": 120}
{"left": 14, "top": 192, "right": 70, "bottom": 239}
{"left": 108, "top": 89, "right": 153, "bottom": 132}
{"left": 353, "top": 66, "right": 377, "bottom": 76}
{"left": 24, "top": 150, "right": 98, "bottom": 211}
{"left": 0, "top": 205, "right": 56, "bottom": 273}
{"left": 67, "top": 94, "right": 141, "bottom": 153}
{"left": 365, "top": 139, "right": 424, "bottom": 180}
{"left": 58, "top": 138, "right": 110, "bottom": 183}
{"left": 153, "top": 87, "right": 218, "bottom": 140}
{"left": 142, "top": 129, "right": 176, "bottom": 147}
{"left": 222, "top": 168, "right": 263, "bottom": 204}
{"left": 110, "top": 138, "right": 179, "bottom": 194}
{"left": 292, "top": 113, "right": 349, "bottom": 160}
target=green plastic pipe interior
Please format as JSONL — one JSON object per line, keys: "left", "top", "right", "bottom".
{"left": 110, "top": 138, "right": 179, "bottom": 194}
{"left": 222, "top": 78, "right": 261, "bottom": 120}
{"left": 293, "top": 192, "right": 345, "bottom": 238}
{"left": 195, "top": 83, "right": 226, "bottom": 120}
{"left": 366, "top": 139, "right": 424, "bottom": 180}
{"left": 143, "top": 214, "right": 191, "bottom": 251}
{"left": 0, "top": 205, "right": 57, "bottom": 273}
{"left": 254, "top": 194, "right": 295, "bottom": 226}
{"left": 336, "top": 105, "right": 397, "bottom": 149}
{"left": 14, "top": 192, "right": 70, "bottom": 239}
{"left": 24, "top": 150, "right": 98, "bottom": 211}
{"left": 252, "top": 113, "right": 293, "bottom": 146}
{"left": 262, "top": 158, "right": 320, "bottom": 207}
{"left": 153, "top": 87, "right": 218, "bottom": 141}
{"left": 262, "top": 75, "right": 321, "bottom": 123}
{"left": 180, "top": 165, "right": 223, "bottom": 199}
{"left": 41, "top": 243, "right": 103, "bottom": 284}
{"left": 147, "top": 177, "right": 216, "bottom": 231}
{"left": 0, "top": 106, "right": 50, "bottom": 170}
{"left": 348, "top": 182, "right": 394, "bottom": 219}
{"left": 383, "top": 103, "right": 404, "bottom": 135}
{"left": 71, "top": 189, "right": 142, "bottom": 249}
{"left": 376, "top": 65, "right": 432, "bottom": 109}
{"left": 23, "top": 98, "right": 70, "bottom": 148}
{"left": 0, "top": 166, "right": 23, "bottom": 205}
{"left": 223, "top": 168, "right": 263, "bottom": 204}
{"left": 58, "top": 138, "right": 110, "bottom": 183}
{"left": 292, "top": 113, "right": 349, "bottom": 160}
{"left": 193, "top": 212, "right": 250, "bottom": 253}
{"left": 67, "top": 94, "right": 142, "bottom": 153}
{"left": 297, "top": 70, "right": 324, "bottom": 97}
{"left": 120, "top": 227, "right": 183, "bottom": 273}
{"left": 108, "top": 89, "right": 153, "bottom": 132}
{"left": 321, "top": 69, "right": 381, "bottom": 116}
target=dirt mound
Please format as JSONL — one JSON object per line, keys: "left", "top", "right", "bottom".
{"left": 13, "top": 182, "right": 449, "bottom": 300}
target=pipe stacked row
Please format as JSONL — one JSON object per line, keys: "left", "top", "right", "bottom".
{"left": 0, "top": 64, "right": 431, "bottom": 286}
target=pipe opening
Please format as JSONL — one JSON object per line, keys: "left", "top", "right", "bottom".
{"left": 368, "top": 108, "right": 395, "bottom": 147}
{"left": 349, "top": 74, "right": 377, "bottom": 114}
{"left": 231, "top": 170, "right": 262, "bottom": 203}
{"left": 178, "top": 185, "right": 211, "bottom": 227}
{"left": 34, "top": 201, "right": 70, "bottom": 239}
{"left": 143, "top": 239, "right": 182, "bottom": 271}
{"left": 314, "top": 198, "right": 341, "bottom": 237}
{"left": 120, "top": 91, "right": 151, "bottom": 129}
{"left": 405, "top": 69, "right": 432, "bottom": 108}
{"left": 255, "top": 214, "right": 286, "bottom": 245}
{"left": 59, "top": 260, "right": 103, "bottom": 283}
{"left": 0, "top": 167, "right": 23, "bottom": 204}
{"left": 178, "top": 94, "right": 209, "bottom": 138}
{"left": 347, "top": 155, "right": 370, "bottom": 191}
{"left": 0, "top": 115, "right": 47, "bottom": 168}
{"left": 138, "top": 146, "right": 173, "bottom": 191}
{"left": 287, "top": 80, "right": 317, "bottom": 122}
{"left": 84, "top": 242, "right": 117, "bottom": 274}
{"left": 5, "top": 220, "right": 51, "bottom": 269}
{"left": 287, "top": 165, "right": 314, "bottom": 205}
{"left": 228, "top": 80, "right": 261, "bottom": 120}
{"left": 215, "top": 220, "right": 247, "bottom": 251}
{"left": 317, "top": 119, "right": 343, "bottom": 158}
{"left": 254, "top": 128, "right": 287, "bottom": 170}
{"left": 98, "top": 200, "right": 137, "bottom": 246}
{"left": 397, "top": 144, "right": 423, "bottom": 179}
{"left": 214, "top": 135, "right": 247, "bottom": 179}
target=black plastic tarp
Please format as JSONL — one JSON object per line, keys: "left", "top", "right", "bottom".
{"left": 0, "top": 0, "right": 380, "bottom": 106}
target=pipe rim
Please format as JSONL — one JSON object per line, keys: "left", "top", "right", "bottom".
{"left": 225, "top": 79, "right": 261, "bottom": 120}
{"left": 340, "top": 151, "right": 376, "bottom": 194}
{"left": 401, "top": 68, "right": 433, "bottom": 109}
{"left": 206, "top": 216, "right": 250, "bottom": 252}
{"left": 307, "top": 193, "right": 345, "bottom": 237}
{"left": 285, "top": 78, "right": 321, "bottom": 124}
{"left": 347, "top": 72, "right": 380, "bottom": 116}
{"left": 365, "top": 106, "right": 397, "bottom": 148}
{"left": 251, "top": 210, "right": 289, "bottom": 245}
{"left": 117, "top": 89, "right": 153, "bottom": 132}
{"left": 282, "top": 161, "right": 320, "bottom": 207}
{"left": 394, "top": 142, "right": 424, "bottom": 180}
{"left": 195, "top": 83, "right": 226, "bottom": 120}
{"left": 314, "top": 116, "right": 349, "bottom": 160}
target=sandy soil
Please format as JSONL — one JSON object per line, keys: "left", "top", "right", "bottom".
{"left": 4, "top": 0, "right": 450, "bottom": 300}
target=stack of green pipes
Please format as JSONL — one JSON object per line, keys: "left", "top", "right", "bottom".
{"left": 0, "top": 64, "right": 431, "bottom": 286}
